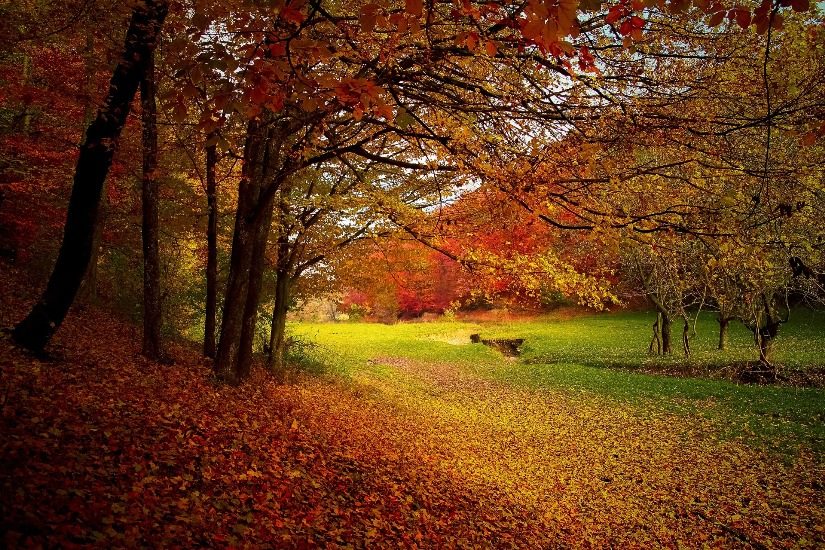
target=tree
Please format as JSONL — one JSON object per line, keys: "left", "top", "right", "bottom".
{"left": 141, "top": 47, "right": 162, "bottom": 360}
{"left": 203, "top": 137, "right": 219, "bottom": 358}
{"left": 12, "top": 0, "right": 169, "bottom": 353}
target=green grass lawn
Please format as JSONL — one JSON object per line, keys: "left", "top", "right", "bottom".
{"left": 289, "top": 310, "right": 825, "bottom": 457}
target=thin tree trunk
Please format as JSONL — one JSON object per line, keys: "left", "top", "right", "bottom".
{"left": 268, "top": 270, "right": 290, "bottom": 372}
{"left": 203, "top": 139, "right": 218, "bottom": 358}
{"left": 267, "top": 234, "right": 291, "bottom": 374}
{"left": 682, "top": 316, "right": 690, "bottom": 357}
{"left": 12, "top": 0, "right": 168, "bottom": 353}
{"left": 661, "top": 312, "right": 672, "bottom": 355}
{"left": 267, "top": 179, "right": 292, "bottom": 373}
{"left": 648, "top": 313, "right": 661, "bottom": 355}
{"left": 141, "top": 49, "right": 162, "bottom": 360}
{"left": 717, "top": 316, "right": 730, "bottom": 350}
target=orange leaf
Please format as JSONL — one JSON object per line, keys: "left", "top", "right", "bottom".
{"left": 801, "top": 131, "right": 817, "bottom": 146}
{"left": 485, "top": 40, "right": 498, "bottom": 56}
{"left": 360, "top": 4, "right": 379, "bottom": 32}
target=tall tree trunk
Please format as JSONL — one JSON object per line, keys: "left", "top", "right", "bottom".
{"left": 267, "top": 267, "right": 290, "bottom": 374}
{"left": 79, "top": 29, "right": 103, "bottom": 303}
{"left": 267, "top": 180, "right": 292, "bottom": 374}
{"left": 235, "top": 199, "right": 275, "bottom": 380}
{"left": 203, "top": 139, "right": 218, "bottom": 358}
{"left": 660, "top": 311, "right": 672, "bottom": 355}
{"left": 267, "top": 219, "right": 291, "bottom": 374}
{"left": 12, "top": 0, "right": 169, "bottom": 353}
{"left": 213, "top": 211, "right": 254, "bottom": 383}
{"left": 214, "top": 121, "right": 264, "bottom": 384}
{"left": 682, "top": 316, "right": 690, "bottom": 357}
{"left": 214, "top": 117, "right": 295, "bottom": 383}
{"left": 717, "top": 315, "right": 730, "bottom": 350}
{"left": 141, "top": 49, "right": 162, "bottom": 360}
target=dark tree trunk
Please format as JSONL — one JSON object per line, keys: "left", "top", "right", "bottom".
{"left": 717, "top": 316, "right": 730, "bottom": 350}
{"left": 214, "top": 121, "right": 264, "bottom": 384}
{"left": 78, "top": 30, "right": 102, "bottom": 304}
{"left": 267, "top": 271, "right": 290, "bottom": 374}
{"left": 660, "top": 312, "right": 672, "bottom": 355}
{"left": 756, "top": 320, "right": 780, "bottom": 366}
{"left": 141, "top": 49, "right": 162, "bottom": 360}
{"left": 213, "top": 210, "right": 254, "bottom": 384}
{"left": 648, "top": 313, "right": 661, "bottom": 355}
{"left": 235, "top": 198, "right": 275, "bottom": 380}
{"left": 267, "top": 243, "right": 291, "bottom": 374}
{"left": 267, "top": 180, "right": 293, "bottom": 374}
{"left": 214, "top": 119, "right": 287, "bottom": 383}
{"left": 12, "top": 0, "right": 168, "bottom": 353}
{"left": 682, "top": 316, "right": 690, "bottom": 357}
{"left": 203, "top": 140, "right": 218, "bottom": 358}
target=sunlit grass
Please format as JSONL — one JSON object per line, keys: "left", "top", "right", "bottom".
{"left": 288, "top": 311, "right": 825, "bottom": 456}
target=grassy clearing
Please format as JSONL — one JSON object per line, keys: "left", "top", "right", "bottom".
{"left": 484, "top": 309, "right": 825, "bottom": 370}
{"left": 290, "top": 311, "right": 825, "bottom": 456}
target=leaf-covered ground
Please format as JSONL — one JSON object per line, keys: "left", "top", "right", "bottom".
{"left": 2, "top": 288, "right": 823, "bottom": 546}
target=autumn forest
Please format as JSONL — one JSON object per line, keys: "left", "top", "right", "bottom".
{"left": 1, "top": 0, "right": 824, "bottom": 546}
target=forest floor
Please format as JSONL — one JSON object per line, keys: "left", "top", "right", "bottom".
{"left": 2, "top": 275, "right": 824, "bottom": 547}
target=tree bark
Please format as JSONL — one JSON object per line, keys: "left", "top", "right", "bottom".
{"left": 267, "top": 270, "right": 290, "bottom": 372}
{"left": 267, "top": 177, "right": 293, "bottom": 373}
{"left": 648, "top": 313, "right": 661, "bottom": 355}
{"left": 12, "top": 0, "right": 168, "bottom": 353}
{"left": 660, "top": 312, "right": 672, "bottom": 355}
{"left": 214, "top": 121, "right": 265, "bottom": 383}
{"left": 141, "top": 49, "right": 162, "bottom": 360}
{"left": 78, "top": 30, "right": 103, "bottom": 303}
{"left": 214, "top": 118, "right": 288, "bottom": 383}
{"left": 267, "top": 228, "right": 291, "bottom": 374}
{"left": 756, "top": 320, "right": 780, "bottom": 366}
{"left": 717, "top": 315, "right": 730, "bottom": 350}
{"left": 235, "top": 197, "right": 275, "bottom": 380}
{"left": 203, "top": 139, "right": 218, "bottom": 358}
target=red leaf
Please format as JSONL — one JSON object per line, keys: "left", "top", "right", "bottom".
{"left": 708, "top": 10, "right": 725, "bottom": 27}
{"left": 619, "top": 20, "right": 633, "bottom": 36}
{"left": 606, "top": 6, "right": 625, "bottom": 24}
{"left": 406, "top": 0, "right": 423, "bottom": 17}
{"left": 735, "top": 9, "right": 751, "bottom": 29}
{"left": 360, "top": 4, "right": 380, "bottom": 33}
